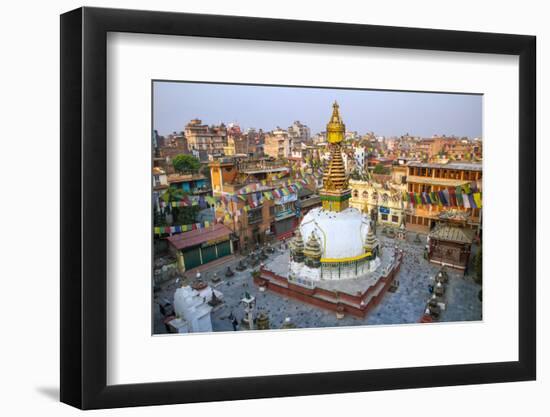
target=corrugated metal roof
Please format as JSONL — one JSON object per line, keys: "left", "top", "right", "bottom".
{"left": 407, "top": 162, "right": 482, "bottom": 171}
{"left": 407, "top": 175, "right": 471, "bottom": 187}
{"left": 166, "top": 223, "right": 232, "bottom": 250}
{"left": 429, "top": 225, "right": 475, "bottom": 244}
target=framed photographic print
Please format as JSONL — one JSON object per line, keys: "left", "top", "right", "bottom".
{"left": 60, "top": 6, "right": 536, "bottom": 410}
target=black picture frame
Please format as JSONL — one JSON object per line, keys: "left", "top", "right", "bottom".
{"left": 60, "top": 6, "right": 536, "bottom": 410}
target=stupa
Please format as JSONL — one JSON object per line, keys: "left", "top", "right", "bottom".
{"left": 255, "top": 102, "right": 401, "bottom": 319}
{"left": 290, "top": 102, "right": 380, "bottom": 281}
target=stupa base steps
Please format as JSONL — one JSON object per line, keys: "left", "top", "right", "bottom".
{"left": 255, "top": 252, "right": 403, "bottom": 319}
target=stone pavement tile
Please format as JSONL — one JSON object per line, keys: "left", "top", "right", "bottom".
{"left": 155, "top": 232, "right": 482, "bottom": 334}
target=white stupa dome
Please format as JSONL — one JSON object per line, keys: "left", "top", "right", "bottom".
{"left": 299, "top": 207, "right": 371, "bottom": 260}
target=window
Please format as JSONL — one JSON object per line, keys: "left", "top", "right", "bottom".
{"left": 362, "top": 191, "right": 368, "bottom": 198}
{"left": 392, "top": 215, "right": 399, "bottom": 223}
{"left": 381, "top": 214, "right": 388, "bottom": 221}
{"left": 247, "top": 207, "right": 263, "bottom": 224}
{"left": 353, "top": 189, "right": 358, "bottom": 198}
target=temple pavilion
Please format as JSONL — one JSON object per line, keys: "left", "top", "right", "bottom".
{"left": 289, "top": 102, "right": 380, "bottom": 281}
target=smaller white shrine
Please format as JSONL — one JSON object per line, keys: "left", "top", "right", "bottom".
{"left": 170, "top": 284, "right": 223, "bottom": 333}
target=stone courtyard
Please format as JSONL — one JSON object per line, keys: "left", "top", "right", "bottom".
{"left": 153, "top": 230, "right": 482, "bottom": 334}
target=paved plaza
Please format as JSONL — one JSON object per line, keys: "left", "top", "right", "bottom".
{"left": 153, "top": 230, "right": 482, "bottom": 334}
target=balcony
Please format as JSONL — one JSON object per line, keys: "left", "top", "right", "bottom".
{"left": 247, "top": 215, "right": 264, "bottom": 225}
{"left": 274, "top": 208, "right": 295, "bottom": 221}
{"left": 238, "top": 160, "right": 288, "bottom": 174}
{"left": 191, "top": 186, "right": 212, "bottom": 194}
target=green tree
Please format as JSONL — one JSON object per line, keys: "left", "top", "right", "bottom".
{"left": 177, "top": 206, "right": 200, "bottom": 225}
{"left": 172, "top": 154, "right": 200, "bottom": 174}
{"left": 162, "top": 186, "right": 185, "bottom": 203}
{"left": 373, "top": 163, "right": 390, "bottom": 175}
{"left": 160, "top": 186, "right": 186, "bottom": 225}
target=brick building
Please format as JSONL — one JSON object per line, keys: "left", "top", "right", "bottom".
{"left": 405, "top": 161, "right": 482, "bottom": 232}
{"left": 209, "top": 157, "right": 306, "bottom": 251}
{"left": 184, "top": 119, "right": 227, "bottom": 156}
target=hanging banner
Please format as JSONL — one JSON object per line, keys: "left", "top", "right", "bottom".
{"left": 153, "top": 220, "right": 215, "bottom": 236}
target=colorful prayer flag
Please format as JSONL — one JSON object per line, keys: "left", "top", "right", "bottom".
{"left": 455, "top": 186, "right": 463, "bottom": 206}
{"left": 473, "top": 192, "right": 482, "bottom": 208}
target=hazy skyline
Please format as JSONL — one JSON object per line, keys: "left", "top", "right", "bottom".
{"left": 153, "top": 81, "right": 482, "bottom": 138}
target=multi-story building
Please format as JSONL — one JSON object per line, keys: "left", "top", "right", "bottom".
{"left": 184, "top": 119, "right": 227, "bottom": 156}
{"left": 152, "top": 167, "right": 169, "bottom": 212}
{"left": 391, "top": 158, "right": 411, "bottom": 185}
{"left": 263, "top": 128, "right": 291, "bottom": 159}
{"left": 353, "top": 145, "right": 368, "bottom": 173}
{"left": 367, "top": 156, "right": 394, "bottom": 172}
{"left": 244, "top": 128, "right": 265, "bottom": 156}
{"left": 472, "top": 138, "right": 483, "bottom": 159}
{"left": 311, "top": 131, "right": 327, "bottom": 144}
{"left": 410, "top": 137, "right": 446, "bottom": 160}
{"left": 287, "top": 120, "right": 310, "bottom": 145}
{"left": 224, "top": 124, "right": 249, "bottom": 156}
{"left": 345, "top": 130, "right": 360, "bottom": 141}
{"left": 443, "top": 138, "right": 482, "bottom": 161}
{"left": 153, "top": 131, "right": 189, "bottom": 174}
{"left": 405, "top": 161, "right": 482, "bottom": 232}
{"left": 349, "top": 179, "right": 406, "bottom": 227}
{"left": 209, "top": 157, "right": 308, "bottom": 250}
{"left": 385, "top": 137, "right": 398, "bottom": 152}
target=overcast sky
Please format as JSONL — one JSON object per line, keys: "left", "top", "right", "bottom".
{"left": 153, "top": 81, "right": 482, "bottom": 138}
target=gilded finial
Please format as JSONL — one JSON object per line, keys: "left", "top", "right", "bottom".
{"left": 327, "top": 101, "right": 345, "bottom": 144}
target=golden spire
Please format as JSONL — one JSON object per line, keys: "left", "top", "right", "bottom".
{"left": 323, "top": 146, "right": 347, "bottom": 190}
{"left": 326, "top": 101, "right": 345, "bottom": 144}
{"left": 323, "top": 101, "right": 347, "bottom": 190}
{"left": 320, "top": 101, "right": 351, "bottom": 212}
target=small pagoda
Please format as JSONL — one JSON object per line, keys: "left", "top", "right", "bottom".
{"left": 363, "top": 223, "right": 380, "bottom": 259}
{"left": 303, "top": 232, "right": 322, "bottom": 268}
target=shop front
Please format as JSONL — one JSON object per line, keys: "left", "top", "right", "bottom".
{"left": 273, "top": 193, "right": 298, "bottom": 239}
{"left": 166, "top": 223, "right": 234, "bottom": 272}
